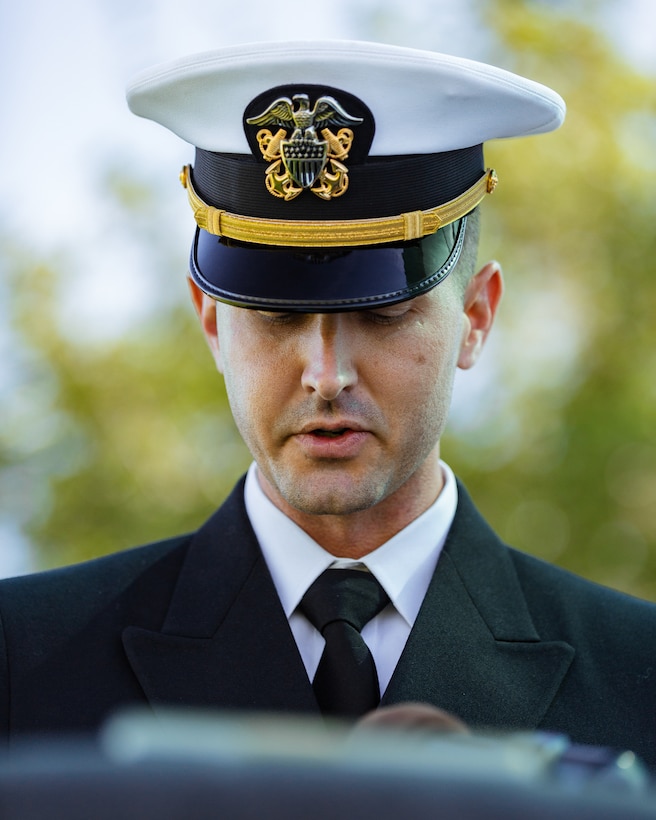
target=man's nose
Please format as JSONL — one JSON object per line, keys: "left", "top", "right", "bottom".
{"left": 300, "top": 315, "right": 358, "bottom": 401}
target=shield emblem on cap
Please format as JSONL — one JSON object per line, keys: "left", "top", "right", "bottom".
{"left": 246, "top": 91, "right": 365, "bottom": 200}
{"left": 280, "top": 135, "right": 328, "bottom": 189}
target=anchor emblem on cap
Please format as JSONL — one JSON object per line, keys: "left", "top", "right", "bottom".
{"left": 246, "top": 93, "right": 363, "bottom": 201}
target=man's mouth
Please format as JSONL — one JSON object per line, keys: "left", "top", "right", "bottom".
{"left": 293, "top": 424, "right": 370, "bottom": 458}
{"left": 312, "top": 428, "right": 350, "bottom": 438}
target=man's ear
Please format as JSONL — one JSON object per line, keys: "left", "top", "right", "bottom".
{"left": 457, "top": 261, "right": 504, "bottom": 370}
{"left": 187, "top": 277, "right": 223, "bottom": 370}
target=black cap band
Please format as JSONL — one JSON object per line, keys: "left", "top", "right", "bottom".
{"left": 192, "top": 145, "right": 484, "bottom": 221}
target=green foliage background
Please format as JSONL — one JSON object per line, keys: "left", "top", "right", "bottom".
{"left": 3, "top": 1, "right": 656, "bottom": 598}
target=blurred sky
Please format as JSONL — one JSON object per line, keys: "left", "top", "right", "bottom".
{"left": 1, "top": 0, "right": 655, "bottom": 576}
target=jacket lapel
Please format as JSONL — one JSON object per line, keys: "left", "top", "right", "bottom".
{"left": 122, "top": 480, "right": 318, "bottom": 715}
{"left": 123, "top": 478, "right": 573, "bottom": 726}
{"left": 382, "top": 484, "right": 574, "bottom": 731}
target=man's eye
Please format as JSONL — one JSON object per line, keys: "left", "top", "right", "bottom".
{"left": 256, "top": 311, "right": 296, "bottom": 325}
{"left": 365, "top": 307, "right": 410, "bottom": 325}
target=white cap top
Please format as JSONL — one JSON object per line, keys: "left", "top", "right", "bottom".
{"left": 126, "top": 39, "right": 565, "bottom": 155}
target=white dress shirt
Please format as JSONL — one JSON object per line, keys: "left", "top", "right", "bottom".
{"left": 244, "top": 461, "right": 458, "bottom": 695}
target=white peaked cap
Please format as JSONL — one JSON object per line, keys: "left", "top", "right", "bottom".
{"left": 125, "top": 40, "right": 565, "bottom": 312}
{"left": 127, "top": 39, "right": 565, "bottom": 155}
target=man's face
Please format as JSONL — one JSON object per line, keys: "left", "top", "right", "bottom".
{"left": 194, "top": 262, "right": 501, "bottom": 524}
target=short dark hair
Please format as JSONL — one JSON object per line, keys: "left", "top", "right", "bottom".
{"left": 453, "top": 207, "right": 481, "bottom": 298}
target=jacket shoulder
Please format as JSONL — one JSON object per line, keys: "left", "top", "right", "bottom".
{"left": 0, "top": 535, "right": 191, "bottom": 634}
{"left": 451, "top": 479, "right": 656, "bottom": 637}
{"left": 508, "top": 546, "right": 656, "bottom": 641}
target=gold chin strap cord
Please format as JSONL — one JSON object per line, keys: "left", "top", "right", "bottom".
{"left": 180, "top": 165, "right": 497, "bottom": 248}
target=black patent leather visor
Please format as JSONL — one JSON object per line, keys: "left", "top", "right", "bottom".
{"left": 189, "top": 216, "right": 466, "bottom": 312}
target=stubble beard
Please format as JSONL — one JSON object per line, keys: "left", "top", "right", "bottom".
{"left": 257, "top": 416, "right": 444, "bottom": 521}
{"left": 235, "top": 388, "right": 448, "bottom": 522}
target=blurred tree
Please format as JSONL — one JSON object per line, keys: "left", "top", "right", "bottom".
{"left": 2, "top": 173, "right": 251, "bottom": 570}
{"left": 2, "top": 0, "right": 656, "bottom": 602}
{"left": 444, "top": 0, "right": 656, "bottom": 597}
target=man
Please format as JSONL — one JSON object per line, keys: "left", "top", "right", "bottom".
{"left": 1, "top": 41, "right": 654, "bottom": 766}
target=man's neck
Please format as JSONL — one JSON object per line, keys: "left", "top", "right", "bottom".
{"left": 256, "top": 457, "right": 445, "bottom": 558}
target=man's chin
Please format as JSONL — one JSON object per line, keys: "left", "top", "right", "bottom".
{"left": 280, "top": 486, "right": 383, "bottom": 518}
{"left": 264, "top": 469, "right": 388, "bottom": 518}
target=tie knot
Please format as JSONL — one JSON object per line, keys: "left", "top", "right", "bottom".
{"left": 299, "top": 569, "right": 389, "bottom": 634}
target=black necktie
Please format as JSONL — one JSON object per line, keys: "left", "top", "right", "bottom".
{"left": 299, "top": 568, "right": 390, "bottom": 718}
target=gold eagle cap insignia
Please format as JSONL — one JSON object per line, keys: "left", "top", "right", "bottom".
{"left": 246, "top": 93, "right": 364, "bottom": 201}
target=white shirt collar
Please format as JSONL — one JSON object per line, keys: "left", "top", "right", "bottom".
{"left": 244, "top": 461, "right": 458, "bottom": 627}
